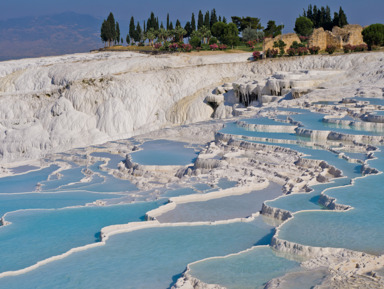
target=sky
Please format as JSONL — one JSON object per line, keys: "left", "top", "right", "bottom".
{"left": 1, "top": 0, "right": 383, "bottom": 32}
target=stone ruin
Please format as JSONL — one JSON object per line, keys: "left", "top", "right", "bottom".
{"left": 262, "top": 25, "right": 365, "bottom": 53}
{"left": 263, "top": 33, "right": 301, "bottom": 53}
{"left": 308, "top": 24, "right": 365, "bottom": 50}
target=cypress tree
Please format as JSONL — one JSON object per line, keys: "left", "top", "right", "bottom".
{"left": 100, "top": 20, "right": 109, "bottom": 46}
{"left": 129, "top": 16, "right": 136, "bottom": 41}
{"left": 218, "top": 16, "right": 222, "bottom": 22}
{"left": 338, "top": 7, "right": 348, "bottom": 27}
{"left": 115, "top": 22, "right": 120, "bottom": 44}
{"left": 184, "top": 21, "right": 192, "bottom": 38}
{"left": 143, "top": 21, "right": 146, "bottom": 33}
{"left": 167, "top": 13, "right": 170, "bottom": 30}
{"left": 135, "top": 22, "right": 142, "bottom": 43}
{"left": 160, "top": 22, "right": 164, "bottom": 29}
{"left": 223, "top": 16, "right": 227, "bottom": 24}
{"left": 156, "top": 17, "right": 159, "bottom": 31}
{"left": 324, "top": 6, "right": 332, "bottom": 30}
{"left": 204, "top": 11, "right": 210, "bottom": 29}
{"left": 210, "top": 9, "right": 218, "bottom": 27}
{"left": 191, "top": 13, "right": 196, "bottom": 31}
{"left": 333, "top": 12, "right": 339, "bottom": 28}
{"left": 150, "top": 12, "right": 156, "bottom": 30}
{"left": 198, "top": 10, "right": 204, "bottom": 29}
{"left": 107, "top": 12, "right": 116, "bottom": 46}
{"left": 169, "top": 22, "right": 174, "bottom": 30}
{"left": 176, "top": 19, "right": 181, "bottom": 28}
{"left": 126, "top": 34, "right": 130, "bottom": 45}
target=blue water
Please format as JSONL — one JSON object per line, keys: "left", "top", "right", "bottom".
{"left": 0, "top": 191, "right": 123, "bottom": 217}
{"left": 220, "top": 122, "right": 300, "bottom": 141}
{"left": 240, "top": 117, "right": 292, "bottom": 126}
{"left": 130, "top": 140, "right": 198, "bottom": 166}
{"left": 158, "top": 183, "right": 283, "bottom": 223}
{"left": 0, "top": 202, "right": 161, "bottom": 273}
{"left": 90, "top": 152, "right": 124, "bottom": 169}
{"left": 189, "top": 246, "right": 301, "bottom": 289}
{"left": 41, "top": 167, "right": 85, "bottom": 191}
{"left": 217, "top": 178, "right": 238, "bottom": 189}
{"left": 0, "top": 218, "right": 274, "bottom": 289}
{"left": 279, "top": 149, "right": 384, "bottom": 255}
{"left": 0, "top": 165, "right": 59, "bottom": 194}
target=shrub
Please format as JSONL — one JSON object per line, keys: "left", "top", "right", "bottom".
{"left": 201, "top": 44, "right": 210, "bottom": 50}
{"left": 362, "top": 23, "right": 384, "bottom": 50}
{"left": 247, "top": 40, "right": 257, "bottom": 47}
{"left": 266, "top": 48, "right": 278, "bottom": 58}
{"left": 209, "top": 37, "right": 218, "bottom": 45}
{"left": 287, "top": 48, "right": 296, "bottom": 56}
{"left": 343, "top": 44, "right": 353, "bottom": 53}
{"left": 181, "top": 44, "right": 193, "bottom": 52}
{"left": 154, "top": 43, "right": 162, "bottom": 49}
{"left": 290, "top": 41, "right": 305, "bottom": 49}
{"left": 252, "top": 51, "right": 261, "bottom": 60}
{"left": 273, "top": 39, "right": 286, "bottom": 57}
{"left": 309, "top": 46, "right": 320, "bottom": 55}
{"left": 195, "top": 47, "right": 202, "bottom": 52}
{"left": 219, "top": 44, "right": 227, "bottom": 50}
{"left": 169, "top": 43, "right": 178, "bottom": 51}
{"left": 189, "top": 36, "right": 202, "bottom": 48}
{"left": 353, "top": 44, "right": 368, "bottom": 52}
{"left": 299, "top": 35, "right": 309, "bottom": 42}
{"left": 325, "top": 45, "right": 336, "bottom": 54}
{"left": 210, "top": 43, "right": 219, "bottom": 51}
{"left": 297, "top": 47, "right": 308, "bottom": 56}
{"left": 138, "top": 42, "right": 145, "bottom": 47}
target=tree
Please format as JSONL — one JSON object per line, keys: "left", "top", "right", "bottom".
{"left": 169, "top": 22, "right": 174, "bottom": 31}
{"left": 362, "top": 24, "right": 384, "bottom": 50}
{"left": 264, "top": 20, "right": 284, "bottom": 38}
{"left": 106, "top": 12, "right": 116, "bottom": 46}
{"left": 176, "top": 19, "right": 181, "bottom": 28}
{"left": 198, "top": 26, "right": 211, "bottom": 44}
{"left": 184, "top": 21, "right": 192, "bottom": 38}
{"left": 204, "top": 11, "right": 210, "bottom": 29}
{"left": 174, "top": 26, "right": 187, "bottom": 42}
{"left": 210, "top": 9, "right": 218, "bottom": 27}
{"left": 115, "top": 22, "right": 120, "bottom": 44}
{"left": 242, "top": 27, "right": 264, "bottom": 42}
{"left": 231, "top": 16, "right": 263, "bottom": 32}
{"left": 223, "top": 17, "right": 227, "bottom": 24}
{"left": 129, "top": 16, "right": 136, "bottom": 43}
{"left": 126, "top": 34, "right": 130, "bottom": 45}
{"left": 222, "top": 23, "right": 239, "bottom": 48}
{"left": 191, "top": 13, "right": 196, "bottom": 31}
{"left": 198, "top": 10, "right": 204, "bottom": 29}
{"left": 211, "top": 22, "right": 227, "bottom": 41}
{"left": 338, "top": 7, "right": 348, "bottom": 27}
{"left": 146, "top": 28, "right": 156, "bottom": 46}
{"left": 294, "top": 16, "right": 314, "bottom": 37}
{"left": 100, "top": 20, "right": 109, "bottom": 46}
{"left": 157, "top": 28, "right": 168, "bottom": 43}
{"left": 167, "top": 13, "right": 170, "bottom": 30}
{"left": 134, "top": 22, "right": 142, "bottom": 43}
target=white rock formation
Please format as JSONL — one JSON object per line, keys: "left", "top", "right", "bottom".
{"left": 1, "top": 51, "right": 384, "bottom": 164}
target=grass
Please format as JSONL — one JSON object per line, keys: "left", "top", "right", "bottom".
{"left": 99, "top": 42, "right": 263, "bottom": 54}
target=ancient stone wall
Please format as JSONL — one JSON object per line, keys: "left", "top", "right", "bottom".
{"left": 308, "top": 24, "right": 365, "bottom": 50}
{"left": 263, "top": 33, "right": 301, "bottom": 53}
